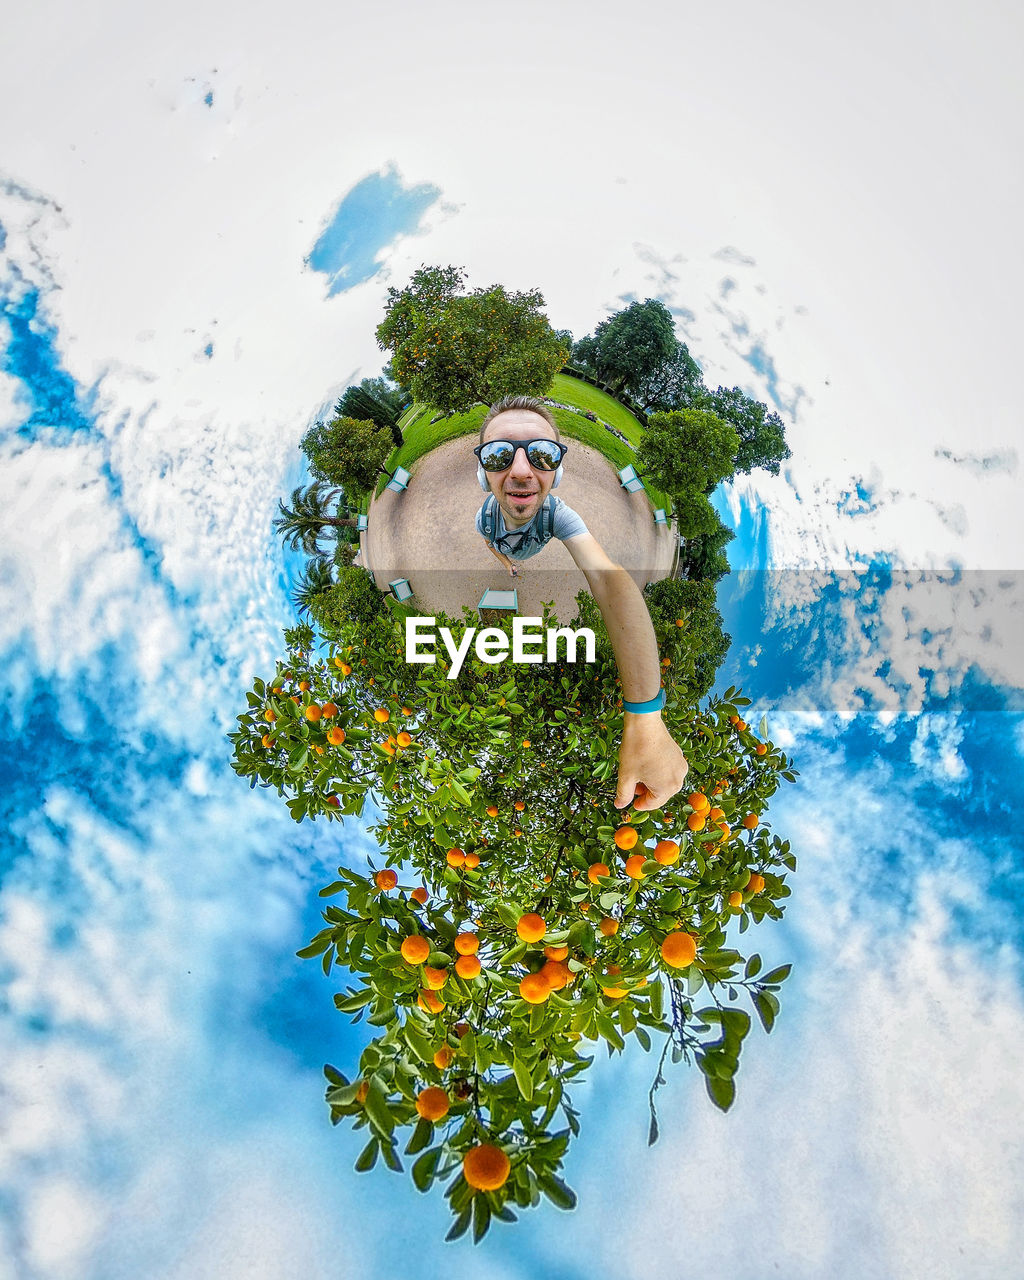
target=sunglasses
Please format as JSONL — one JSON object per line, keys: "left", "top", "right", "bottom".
{"left": 474, "top": 439, "right": 568, "bottom": 472}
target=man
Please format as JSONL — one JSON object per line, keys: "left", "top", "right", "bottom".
{"left": 473, "top": 394, "right": 688, "bottom": 812}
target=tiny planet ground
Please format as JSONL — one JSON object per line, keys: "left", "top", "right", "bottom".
{"left": 363, "top": 434, "right": 677, "bottom": 621}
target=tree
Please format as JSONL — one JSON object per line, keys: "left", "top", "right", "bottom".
{"left": 301, "top": 416, "right": 394, "bottom": 498}
{"left": 291, "top": 556, "right": 335, "bottom": 618}
{"left": 571, "top": 300, "right": 677, "bottom": 399}
{"left": 693, "top": 386, "right": 791, "bottom": 477}
{"left": 336, "top": 377, "right": 407, "bottom": 449}
{"left": 229, "top": 592, "right": 797, "bottom": 1241}
{"left": 636, "top": 409, "right": 739, "bottom": 498}
{"left": 676, "top": 514, "right": 736, "bottom": 584}
{"left": 376, "top": 266, "right": 569, "bottom": 416}
{"left": 632, "top": 342, "right": 704, "bottom": 414}
{"left": 274, "top": 483, "right": 359, "bottom": 557}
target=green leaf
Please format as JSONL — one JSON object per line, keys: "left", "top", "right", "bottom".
{"left": 648, "top": 1109, "right": 660, "bottom": 1146}
{"left": 537, "top": 1173, "right": 577, "bottom": 1211}
{"left": 744, "top": 953, "right": 762, "bottom": 979}
{"left": 512, "top": 1054, "right": 534, "bottom": 1101}
{"left": 318, "top": 881, "right": 347, "bottom": 897}
{"left": 412, "top": 1146, "right": 442, "bottom": 1192}
{"left": 761, "top": 964, "right": 792, "bottom": 985}
{"left": 472, "top": 1193, "right": 492, "bottom": 1243}
{"left": 354, "top": 1137, "right": 379, "bottom": 1172}
{"left": 752, "top": 990, "right": 776, "bottom": 1033}
{"left": 405, "top": 1118, "right": 433, "bottom": 1156}
{"left": 362, "top": 1077, "right": 395, "bottom": 1137}
{"left": 446, "top": 1206, "right": 472, "bottom": 1242}
{"left": 334, "top": 988, "right": 374, "bottom": 1013}
{"left": 704, "top": 1072, "right": 736, "bottom": 1111}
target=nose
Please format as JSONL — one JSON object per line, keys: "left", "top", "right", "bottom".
{"left": 507, "top": 445, "right": 536, "bottom": 480}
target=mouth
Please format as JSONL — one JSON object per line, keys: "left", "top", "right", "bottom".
{"left": 506, "top": 489, "right": 537, "bottom": 506}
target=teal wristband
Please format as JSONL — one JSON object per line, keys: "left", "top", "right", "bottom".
{"left": 622, "top": 688, "right": 666, "bottom": 714}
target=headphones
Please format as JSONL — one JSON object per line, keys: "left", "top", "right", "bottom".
{"left": 478, "top": 463, "right": 562, "bottom": 491}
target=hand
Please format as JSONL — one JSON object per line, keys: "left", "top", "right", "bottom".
{"left": 614, "top": 714, "right": 688, "bottom": 811}
{"left": 509, "top": 564, "right": 519, "bottom": 578}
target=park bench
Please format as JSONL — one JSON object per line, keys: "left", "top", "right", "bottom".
{"left": 477, "top": 588, "right": 518, "bottom": 614}
{"left": 385, "top": 466, "right": 411, "bottom": 493}
{"left": 617, "top": 464, "right": 646, "bottom": 493}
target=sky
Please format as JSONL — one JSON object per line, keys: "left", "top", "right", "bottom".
{"left": 1, "top": 2, "right": 1022, "bottom": 1277}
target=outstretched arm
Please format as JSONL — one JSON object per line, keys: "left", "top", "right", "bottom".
{"left": 563, "top": 532, "right": 688, "bottom": 810}
{"left": 481, "top": 536, "right": 519, "bottom": 577}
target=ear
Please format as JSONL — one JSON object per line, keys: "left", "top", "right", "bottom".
{"left": 551, "top": 464, "right": 563, "bottom": 488}
{"left": 477, "top": 465, "right": 491, "bottom": 492}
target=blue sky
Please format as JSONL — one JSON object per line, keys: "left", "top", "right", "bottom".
{"left": 1, "top": 4, "right": 1023, "bottom": 1276}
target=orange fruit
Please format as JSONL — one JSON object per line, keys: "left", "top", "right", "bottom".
{"left": 687, "top": 792, "right": 710, "bottom": 813}
{"left": 375, "top": 869, "right": 398, "bottom": 891}
{"left": 519, "top": 972, "right": 550, "bottom": 1003}
{"left": 327, "top": 726, "right": 346, "bottom": 746}
{"left": 513, "top": 829, "right": 523, "bottom": 837}
{"left": 373, "top": 708, "right": 390, "bottom": 723}
{"left": 454, "top": 933, "right": 479, "bottom": 955}
{"left": 613, "top": 826, "right": 638, "bottom": 851}
{"left": 298, "top": 681, "right": 310, "bottom": 692}
{"left": 742, "top": 813, "right": 759, "bottom": 829}
{"left": 304, "top": 704, "right": 321, "bottom": 722}
{"left": 544, "top": 944, "right": 568, "bottom": 961}
{"left": 598, "top": 917, "right": 619, "bottom": 937}
{"left": 339, "top": 663, "right": 352, "bottom": 676}
{"left": 540, "top": 960, "right": 571, "bottom": 990}
{"left": 755, "top": 743, "right": 768, "bottom": 756}
{"left": 464, "top": 852, "right": 480, "bottom": 869}
{"left": 400, "top": 935, "right": 430, "bottom": 965}
{"left": 396, "top": 731, "right": 413, "bottom": 748}
{"left": 660, "top": 931, "right": 698, "bottom": 968}
{"left": 675, "top": 618, "right": 685, "bottom": 627}
{"left": 516, "top": 913, "right": 546, "bottom": 943}
{"left": 422, "top": 965, "right": 448, "bottom": 990}
{"left": 433, "top": 1045, "right": 453, "bottom": 1069}
{"left": 624, "top": 853, "right": 647, "bottom": 880}
{"left": 263, "top": 707, "right": 277, "bottom": 722}
{"left": 513, "top": 800, "right": 525, "bottom": 812}
{"left": 463, "top": 1144, "right": 510, "bottom": 1192}
{"left": 587, "top": 862, "right": 610, "bottom": 884}
{"left": 602, "top": 984, "right": 628, "bottom": 999}
{"left": 485, "top": 805, "right": 499, "bottom": 817}
{"left": 708, "top": 807, "right": 725, "bottom": 821}
{"left": 455, "top": 953, "right": 482, "bottom": 979}
{"left": 321, "top": 702, "right": 338, "bottom": 718}
{"left": 355, "top": 1080, "right": 369, "bottom": 1104}
{"left": 446, "top": 848, "right": 466, "bottom": 867}
{"left": 401, "top": 705, "right": 413, "bottom": 715}
{"left": 686, "top": 812, "right": 706, "bottom": 832}
{"left": 417, "top": 988, "right": 445, "bottom": 1013}
{"left": 415, "top": 1087, "right": 450, "bottom": 1122}
{"left": 261, "top": 734, "right": 275, "bottom": 748}
{"left": 728, "top": 890, "right": 743, "bottom": 909}
{"left": 522, "top": 739, "right": 531, "bottom": 748}
{"left": 654, "top": 840, "right": 680, "bottom": 865}
{"left": 410, "top": 886, "right": 428, "bottom": 905}
{"left": 746, "top": 872, "right": 765, "bottom": 894}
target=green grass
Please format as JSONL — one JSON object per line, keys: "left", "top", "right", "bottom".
{"left": 376, "top": 371, "right": 672, "bottom": 513}
{"left": 547, "top": 373, "right": 646, "bottom": 444}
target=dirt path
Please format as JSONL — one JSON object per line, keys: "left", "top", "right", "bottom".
{"left": 363, "top": 436, "right": 676, "bottom": 622}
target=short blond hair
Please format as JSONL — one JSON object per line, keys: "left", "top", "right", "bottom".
{"left": 478, "top": 394, "right": 560, "bottom": 444}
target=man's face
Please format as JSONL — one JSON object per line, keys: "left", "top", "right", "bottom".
{"left": 480, "top": 410, "right": 560, "bottom": 528}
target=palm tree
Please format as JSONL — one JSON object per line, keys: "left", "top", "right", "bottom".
{"left": 291, "top": 556, "right": 335, "bottom": 617}
{"left": 273, "top": 484, "right": 358, "bottom": 556}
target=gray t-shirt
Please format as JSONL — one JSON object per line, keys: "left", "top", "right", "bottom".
{"left": 475, "top": 495, "right": 589, "bottom": 561}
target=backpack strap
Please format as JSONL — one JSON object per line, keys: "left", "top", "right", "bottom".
{"left": 481, "top": 494, "right": 498, "bottom": 542}
{"left": 538, "top": 494, "right": 556, "bottom": 543}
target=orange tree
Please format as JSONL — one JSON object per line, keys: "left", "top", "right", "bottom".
{"left": 229, "top": 581, "right": 796, "bottom": 1242}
